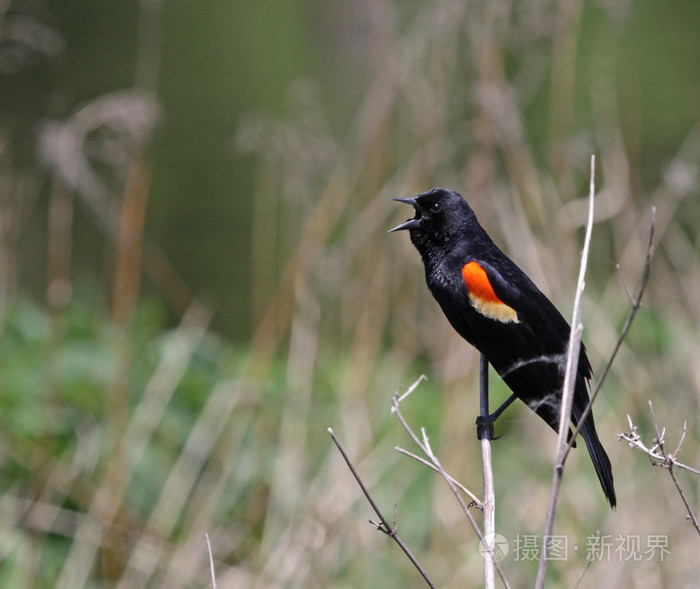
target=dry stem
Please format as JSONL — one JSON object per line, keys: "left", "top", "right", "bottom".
{"left": 620, "top": 404, "right": 700, "bottom": 535}
{"left": 328, "top": 427, "right": 436, "bottom": 588}
{"left": 536, "top": 155, "right": 597, "bottom": 588}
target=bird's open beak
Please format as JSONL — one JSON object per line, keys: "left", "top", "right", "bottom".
{"left": 388, "top": 197, "right": 420, "bottom": 233}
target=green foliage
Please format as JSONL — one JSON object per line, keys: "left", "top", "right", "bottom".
{"left": 2, "top": 0, "right": 700, "bottom": 586}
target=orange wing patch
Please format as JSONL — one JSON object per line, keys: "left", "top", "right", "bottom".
{"left": 462, "top": 261, "right": 519, "bottom": 323}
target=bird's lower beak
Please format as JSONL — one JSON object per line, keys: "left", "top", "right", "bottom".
{"left": 388, "top": 218, "right": 420, "bottom": 233}
{"left": 388, "top": 196, "right": 420, "bottom": 233}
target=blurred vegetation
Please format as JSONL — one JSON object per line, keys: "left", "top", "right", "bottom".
{"left": 1, "top": 0, "right": 700, "bottom": 587}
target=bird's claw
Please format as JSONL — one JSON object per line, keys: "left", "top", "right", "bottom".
{"left": 475, "top": 415, "right": 501, "bottom": 441}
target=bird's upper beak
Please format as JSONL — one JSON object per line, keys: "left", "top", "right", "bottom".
{"left": 388, "top": 197, "right": 420, "bottom": 233}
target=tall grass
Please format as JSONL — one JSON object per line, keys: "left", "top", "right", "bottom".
{"left": 1, "top": 0, "right": 700, "bottom": 587}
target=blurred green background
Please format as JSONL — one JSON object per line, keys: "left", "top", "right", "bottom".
{"left": 1, "top": 0, "right": 700, "bottom": 587}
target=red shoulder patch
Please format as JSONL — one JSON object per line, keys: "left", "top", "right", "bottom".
{"left": 462, "top": 261, "right": 519, "bottom": 323}
{"left": 462, "top": 261, "right": 502, "bottom": 303}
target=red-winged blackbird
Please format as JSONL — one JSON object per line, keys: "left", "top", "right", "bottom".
{"left": 390, "top": 187, "right": 616, "bottom": 508}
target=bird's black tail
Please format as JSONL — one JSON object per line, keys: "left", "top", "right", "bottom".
{"left": 573, "top": 406, "right": 616, "bottom": 508}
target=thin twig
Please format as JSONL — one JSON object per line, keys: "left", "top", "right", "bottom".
{"left": 205, "top": 533, "right": 217, "bottom": 589}
{"left": 648, "top": 403, "right": 700, "bottom": 534}
{"left": 672, "top": 420, "right": 688, "bottom": 459}
{"left": 620, "top": 414, "right": 700, "bottom": 475}
{"left": 391, "top": 378, "right": 511, "bottom": 589}
{"left": 536, "top": 155, "right": 596, "bottom": 588}
{"left": 564, "top": 206, "right": 656, "bottom": 461}
{"left": 615, "top": 264, "right": 634, "bottom": 304}
{"left": 391, "top": 395, "right": 483, "bottom": 538}
{"left": 327, "top": 428, "right": 436, "bottom": 588}
{"left": 394, "top": 446, "right": 482, "bottom": 504}
{"left": 572, "top": 530, "right": 600, "bottom": 589}
{"left": 394, "top": 374, "right": 428, "bottom": 404}
{"left": 620, "top": 405, "right": 700, "bottom": 535}
{"left": 572, "top": 558, "right": 594, "bottom": 589}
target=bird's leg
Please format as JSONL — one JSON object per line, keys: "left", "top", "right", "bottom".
{"left": 476, "top": 369, "right": 517, "bottom": 441}
{"left": 477, "top": 355, "right": 493, "bottom": 440}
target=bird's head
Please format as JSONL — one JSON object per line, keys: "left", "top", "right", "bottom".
{"left": 389, "top": 187, "right": 477, "bottom": 252}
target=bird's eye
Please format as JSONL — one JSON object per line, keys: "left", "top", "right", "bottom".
{"left": 430, "top": 202, "right": 442, "bottom": 213}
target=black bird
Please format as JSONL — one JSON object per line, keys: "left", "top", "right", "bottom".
{"left": 390, "top": 187, "right": 616, "bottom": 508}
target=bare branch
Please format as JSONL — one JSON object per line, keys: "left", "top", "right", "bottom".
{"left": 391, "top": 394, "right": 483, "bottom": 538}
{"left": 615, "top": 263, "right": 635, "bottom": 305}
{"left": 394, "top": 446, "right": 481, "bottom": 505}
{"left": 393, "top": 374, "right": 428, "bottom": 405}
{"left": 619, "top": 406, "right": 700, "bottom": 535}
{"left": 205, "top": 533, "right": 217, "bottom": 589}
{"left": 391, "top": 378, "right": 511, "bottom": 589}
{"left": 573, "top": 557, "right": 594, "bottom": 589}
{"left": 536, "top": 155, "right": 596, "bottom": 588}
{"left": 479, "top": 353, "right": 496, "bottom": 589}
{"left": 648, "top": 403, "right": 700, "bottom": 534}
{"left": 564, "top": 206, "right": 656, "bottom": 460}
{"left": 619, "top": 415, "right": 700, "bottom": 475}
{"left": 572, "top": 530, "right": 600, "bottom": 589}
{"left": 538, "top": 163, "right": 655, "bottom": 589}
{"left": 327, "top": 428, "right": 436, "bottom": 588}
{"left": 673, "top": 421, "right": 688, "bottom": 459}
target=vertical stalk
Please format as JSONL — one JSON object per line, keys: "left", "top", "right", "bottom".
{"left": 480, "top": 353, "right": 495, "bottom": 589}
